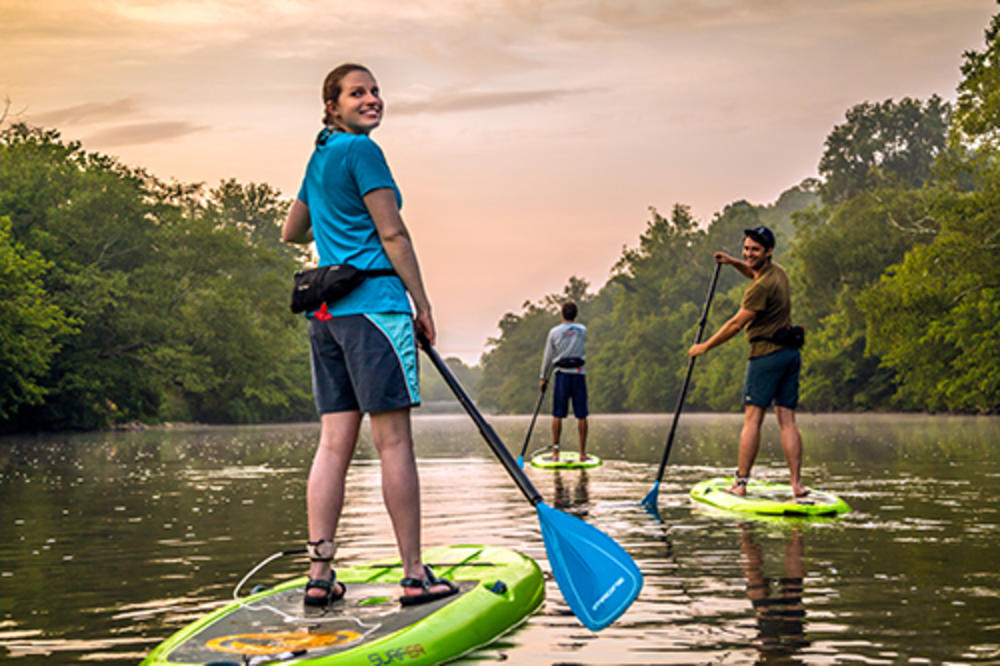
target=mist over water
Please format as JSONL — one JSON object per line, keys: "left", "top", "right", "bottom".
{"left": 1, "top": 413, "right": 997, "bottom": 664}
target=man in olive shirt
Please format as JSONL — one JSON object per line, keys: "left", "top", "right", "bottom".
{"left": 689, "top": 226, "right": 806, "bottom": 497}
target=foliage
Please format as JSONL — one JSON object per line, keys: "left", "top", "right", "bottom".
{"left": 860, "top": 175, "right": 1000, "bottom": 412}
{"left": 787, "top": 187, "right": 935, "bottom": 409}
{"left": 0, "top": 124, "right": 313, "bottom": 430}
{"left": 0, "top": 216, "right": 76, "bottom": 418}
{"left": 818, "top": 96, "right": 951, "bottom": 205}
{"left": 858, "top": 13, "right": 1000, "bottom": 413}
{"left": 952, "top": 13, "right": 1000, "bottom": 150}
{"left": 597, "top": 204, "right": 716, "bottom": 412}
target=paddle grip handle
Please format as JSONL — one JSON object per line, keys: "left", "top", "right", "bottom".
{"left": 419, "top": 337, "right": 544, "bottom": 506}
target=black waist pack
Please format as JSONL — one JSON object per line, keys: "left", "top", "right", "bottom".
{"left": 751, "top": 325, "right": 805, "bottom": 349}
{"left": 554, "top": 356, "right": 586, "bottom": 369}
{"left": 290, "top": 265, "right": 397, "bottom": 314}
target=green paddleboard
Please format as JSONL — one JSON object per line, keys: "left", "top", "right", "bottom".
{"left": 141, "top": 544, "right": 544, "bottom": 666}
{"left": 529, "top": 451, "right": 602, "bottom": 469}
{"left": 690, "top": 477, "right": 850, "bottom": 517}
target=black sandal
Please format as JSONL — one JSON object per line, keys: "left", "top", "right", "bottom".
{"left": 304, "top": 539, "right": 346, "bottom": 606}
{"left": 399, "top": 564, "right": 459, "bottom": 607}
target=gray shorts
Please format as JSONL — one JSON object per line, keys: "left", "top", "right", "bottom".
{"left": 744, "top": 348, "right": 801, "bottom": 409}
{"left": 309, "top": 313, "right": 420, "bottom": 414}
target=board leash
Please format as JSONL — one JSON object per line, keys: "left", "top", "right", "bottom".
{"left": 232, "top": 549, "right": 382, "bottom": 639}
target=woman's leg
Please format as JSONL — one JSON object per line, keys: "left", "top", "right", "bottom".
{"left": 370, "top": 407, "right": 451, "bottom": 596}
{"left": 306, "top": 410, "right": 362, "bottom": 598}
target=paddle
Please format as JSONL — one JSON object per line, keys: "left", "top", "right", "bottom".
{"left": 641, "top": 262, "right": 722, "bottom": 518}
{"left": 516, "top": 369, "right": 551, "bottom": 468}
{"left": 421, "top": 337, "right": 642, "bottom": 631}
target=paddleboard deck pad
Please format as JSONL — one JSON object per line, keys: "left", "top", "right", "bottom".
{"left": 690, "top": 477, "right": 850, "bottom": 517}
{"left": 141, "top": 544, "right": 544, "bottom": 666}
{"left": 529, "top": 451, "right": 602, "bottom": 469}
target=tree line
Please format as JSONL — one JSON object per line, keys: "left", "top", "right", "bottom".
{"left": 2, "top": 12, "right": 998, "bottom": 431}
{"left": 0, "top": 125, "right": 317, "bottom": 430}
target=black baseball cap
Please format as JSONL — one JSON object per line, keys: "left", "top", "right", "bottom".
{"left": 744, "top": 226, "right": 775, "bottom": 250}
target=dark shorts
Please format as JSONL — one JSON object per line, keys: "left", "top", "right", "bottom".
{"left": 309, "top": 313, "right": 420, "bottom": 415}
{"left": 552, "top": 372, "right": 588, "bottom": 419}
{"left": 744, "top": 348, "right": 801, "bottom": 409}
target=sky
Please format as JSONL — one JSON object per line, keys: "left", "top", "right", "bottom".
{"left": 2, "top": 0, "right": 996, "bottom": 364}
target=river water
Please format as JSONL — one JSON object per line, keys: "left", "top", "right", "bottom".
{"left": 1, "top": 412, "right": 997, "bottom": 664}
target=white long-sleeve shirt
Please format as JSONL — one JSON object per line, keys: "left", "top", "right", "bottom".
{"left": 540, "top": 321, "right": 586, "bottom": 378}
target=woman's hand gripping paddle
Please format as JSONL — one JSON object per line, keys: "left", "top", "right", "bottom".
{"left": 641, "top": 262, "right": 722, "bottom": 520}
{"left": 517, "top": 370, "right": 551, "bottom": 468}
{"left": 420, "top": 337, "right": 642, "bottom": 631}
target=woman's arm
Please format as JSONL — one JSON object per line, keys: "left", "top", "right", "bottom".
{"left": 363, "top": 188, "right": 436, "bottom": 346}
{"left": 282, "top": 199, "right": 314, "bottom": 244}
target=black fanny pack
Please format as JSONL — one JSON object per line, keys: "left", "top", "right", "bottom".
{"left": 290, "top": 265, "right": 397, "bottom": 314}
{"left": 554, "top": 356, "right": 586, "bottom": 369}
{"left": 750, "top": 325, "right": 805, "bottom": 349}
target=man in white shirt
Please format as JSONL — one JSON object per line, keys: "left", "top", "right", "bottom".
{"left": 540, "top": 302, "right": 589, "bottom": 461}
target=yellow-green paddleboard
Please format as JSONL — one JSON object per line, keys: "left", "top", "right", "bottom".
{"left": 141, "top": 544, "right": 544, "bottom": 666}
{"left": 690, "top": 477, "right": 850, "bottom": 517}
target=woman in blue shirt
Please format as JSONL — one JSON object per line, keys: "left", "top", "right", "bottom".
{"left": 282, "top": 63, "right": 455, "bottom": 607}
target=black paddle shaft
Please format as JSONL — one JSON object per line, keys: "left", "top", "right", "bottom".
{"left": 420, "top": 338, "right": 544, "bottom": 506}
{"left": 518, "top": 367, "right": 551, "bottom": 460}
{"left": 652, "top": 262, "right": 722, "bottom": 483}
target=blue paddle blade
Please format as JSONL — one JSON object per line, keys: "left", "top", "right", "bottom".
{"left": 536, "top": 502, "right": 643, "bottom": 631}
{"left": 516, "top": 455, "right": 524, "bottom": 469}
{"left": 640, "top": 481, "right": 661, "bottom": 519}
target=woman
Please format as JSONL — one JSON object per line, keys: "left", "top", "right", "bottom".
{"left": 282, "top": 63, "right": 456, "bottom": 607}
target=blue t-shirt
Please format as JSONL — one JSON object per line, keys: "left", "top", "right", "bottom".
{"left": 297, "top": 130, "right": 411, "bottom": 316}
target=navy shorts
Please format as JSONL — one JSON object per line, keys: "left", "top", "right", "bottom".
{"left": 309, "top": 313, "right": 420, "bottom": 415}
{"left": 552, "top": 372, "right": 588, "bottom": 419}
{"left": 743, "top": 348, "right": 801, "bottom": 409}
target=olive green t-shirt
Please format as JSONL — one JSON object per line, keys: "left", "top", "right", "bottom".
{"left": 742, "top": 262, "right": 792, "bottom": 359}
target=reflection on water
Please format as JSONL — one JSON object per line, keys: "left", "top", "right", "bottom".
{"left": 739, "top": 525, "right": 808, "bottom": 661}
{"left": 0, "top": 414, "right": 999, "bottom": 664}
{"left": 551, "top": 470, "right": 590, "bottom": 516}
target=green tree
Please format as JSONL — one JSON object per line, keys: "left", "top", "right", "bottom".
{"left": 593, "top": 204, "right": 710, "bottom": 412}
{"left": 788, "top": 187, "right": 935, "bottom": 409}
{"left": 818, "top": 97, "right": 951, "bottom": 205}
{"left": 860, "top": 179, "right": 1000, "bottom": 411}
{"left": 0, "top": 125, "right": 314, "bottom": 429}
{"left": 0, "top": 124, "right": 178, "bottom": 428}
{"left": 157, "top": 180, "right": 312, "bottom": 423}
{"left": 146, "top": 188, "right": 312, "bottom": 424}
{"left": 776, "top": 91, "right": 954, "bottom": 411}
{"left": 860, "top": 12, "right": 1000, "bottom": 413}
{"left": 0, "top": 216, "right": 75, "bottom": 420}
{"left": 952, "top": 13, "right": 1000, "bottom": 150}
